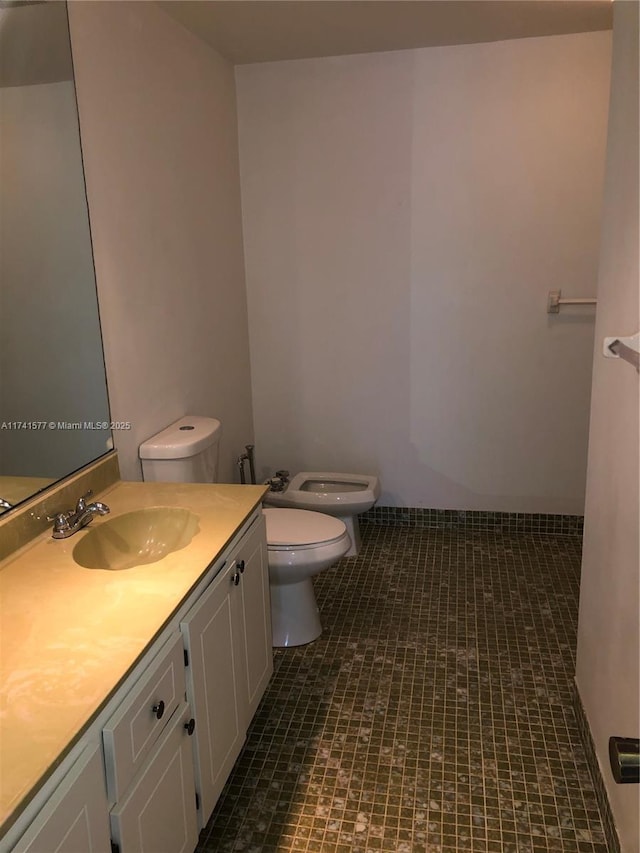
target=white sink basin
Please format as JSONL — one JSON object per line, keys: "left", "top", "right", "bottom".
{"left": 73, "top": 507, "right": 199, "bottom": 571}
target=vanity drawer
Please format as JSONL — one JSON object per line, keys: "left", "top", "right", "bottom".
{"left": 102, "top": 633, "right": 186, "bottom": 802}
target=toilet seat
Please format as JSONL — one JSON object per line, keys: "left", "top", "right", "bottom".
{"left": 264, "top": 508, "right": 347, "bottom": 551}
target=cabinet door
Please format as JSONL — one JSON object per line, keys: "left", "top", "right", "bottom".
{"left": 12, "top": 745, "right": 111, "bottom": 853}
{"left": 236, "top": 513, "right": 273, "bottom": 723}
{"left": 109, "top": 703, "right": 197, "bottom": 853}
{"left": 103, "top": 632, "right": 186, "bottom": 802}
{"left": 180, "top": 562, "right": 245, "bottom": 826}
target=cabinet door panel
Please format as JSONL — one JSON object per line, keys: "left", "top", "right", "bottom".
{"left": 180, "top": 564, "right": 244, "bottom": 826}
{"left": 103, "top": 633, "right": 186, "bottom": 802}
{"left": 12, "top": 745, "right": 110, "bottom": 853}
{"left": 110, "top": 704, "right": 197, "bottom": 853}
{"left": 238, "top": 514, "right": 273, "bottom": 722}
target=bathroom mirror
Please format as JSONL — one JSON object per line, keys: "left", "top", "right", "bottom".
{"left": 0, "top": 1, "right": 111, "bottom": 513}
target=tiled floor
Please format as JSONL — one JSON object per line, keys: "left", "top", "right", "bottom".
{"left": 196, "top": 523, "right": 609, "bottom": 852}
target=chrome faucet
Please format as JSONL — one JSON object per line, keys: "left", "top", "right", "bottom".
{"left": 266, "top": 471, "right": 290, "bottom": 492}
{"left": 48, "top": 490, "right": 110, "bottom": 539}
{"left": 0, "top": 497, "right": 12, "bottom": 510}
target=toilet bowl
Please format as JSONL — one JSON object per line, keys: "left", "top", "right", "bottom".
{"left": 264, "top": 508, "right": 351, "bottom": 647}
{"left": 264, "top": 471, "right": 380, "bottom": 556}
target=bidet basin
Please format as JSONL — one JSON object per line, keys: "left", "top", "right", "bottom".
{"left": 72, "top": 507, "right": 199, "bottom": 570}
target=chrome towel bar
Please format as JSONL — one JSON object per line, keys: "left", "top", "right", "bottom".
{"left": 547, "top": 289, "right": 597, "bottom": 313}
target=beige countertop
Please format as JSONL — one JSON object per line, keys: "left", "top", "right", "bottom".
{"left": 0, "top": 480, "right": 267, "bottom": 832}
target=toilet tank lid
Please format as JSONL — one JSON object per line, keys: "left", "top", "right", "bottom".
{"left": 139, "top": 416, "right": 221, "bottom": 460}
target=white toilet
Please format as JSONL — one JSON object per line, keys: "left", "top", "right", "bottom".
{"left": 264, "top": 508, "right": 350, "bottom": 647}
{"left": 139, "top": 417, "right": 352, "bottom": 647}
{"left": 264, "top": 471, "right": 380, "bottom": 556}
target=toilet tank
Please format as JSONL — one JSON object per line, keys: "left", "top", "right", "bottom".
{"left": 139, "top": 416, "right": 222, "bottom": 483}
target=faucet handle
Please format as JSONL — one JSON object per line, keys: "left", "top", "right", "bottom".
{"left": 75, "top": 490, "right": 93, "bottom": 512}
{"left": 47, "top": 512, "right": 71, "bottom": 534}
{"left": 267, "top": 477, "right": 285, "bottom": 492}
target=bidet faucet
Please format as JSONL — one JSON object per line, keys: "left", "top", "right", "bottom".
{"left": 267, "top": 476, "right": 286, "bottom": 492}
{"left": 48, "top": 489, "right": 110, "bottom": 539}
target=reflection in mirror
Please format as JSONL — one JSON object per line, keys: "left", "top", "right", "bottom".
{"left": 0, "top": 1, "right": 111, "bottom": 514}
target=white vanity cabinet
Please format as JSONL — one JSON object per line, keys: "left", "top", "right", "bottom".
{"left": 235, "top": 512, "right": 273, "bottom": 723}
{"left": 3, "top": 503, "right": 272, "bottom": 853}
{"left": 102, "top": 633, "right": 198, "bottom": 853}
{"left": 11, "top": 745, "right": 111, "bottom": 853}
{"left": 180, "top": 512, "right": 272, "bottom": 826}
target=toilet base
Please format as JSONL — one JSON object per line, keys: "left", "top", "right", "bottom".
{"left": 270, "top": 577, "right": 323, "bottom": 647}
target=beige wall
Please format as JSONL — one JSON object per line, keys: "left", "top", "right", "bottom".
{"left": 68, "top": 1, "right": 253, "bottom": 482}
{"left": 236, "top": 31, "right": 611, "bottom": 512}
{"left": 576, "top": 3, "right": 639, "bottom": 851}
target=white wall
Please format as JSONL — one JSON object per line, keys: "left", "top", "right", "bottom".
{"left": 237, "top": 31, "right": 611, "bottom": 512}
{"left": 68, "top": 1, "right": 254, "bottom": 483}
{"left": 576, "top": 3, "right": 639, "bottom": 851}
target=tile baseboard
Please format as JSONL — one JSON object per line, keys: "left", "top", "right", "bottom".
{"left": 573, "top": 684, "right": 621, "bottom": 853}
{"left": 361, "top": 505, "right": 584, "bottom": 536}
